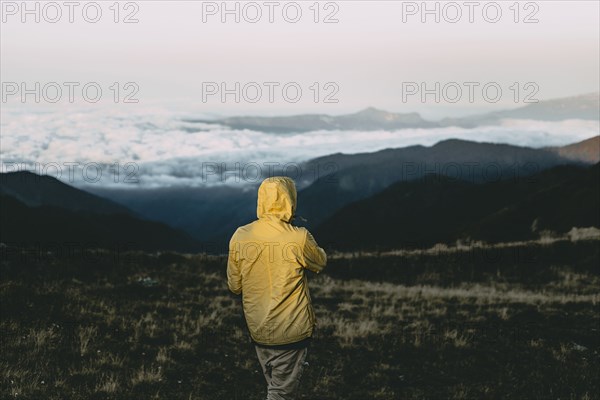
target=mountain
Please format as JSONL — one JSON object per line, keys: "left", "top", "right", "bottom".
{"left": 0, "top": 171, "right": 133, "bottom": 215}
{"left": 185, "top": 107, "right": 436, "bottom": 133}
{"left": 494, "top": 92, "right": 599, "bottom": 121}
{"left": 89, "top": 139, "right": 581, "bottom": 252}
{"left": 187, "top": 93, "right": 599, "bottom": 133}
{"left": 295, "top": 139, "right": 576, "bottom": 229}
{"left": 0, "top": 173, "right": 201, "bottom": 252}
{"left": 545, "top": 136, "right": 600, "bottom": 164}
{"left": 440, "top": 93, "right": 599, "bottom": 128}
{"left": 88, "top": 185, "right": 257, "bottom": 245}
{"left": 314, "top": 163, "right": 600, "bottom": 251}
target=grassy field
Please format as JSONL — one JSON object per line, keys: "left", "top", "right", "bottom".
{"left": 1, "top": 239, "right": 599, "bottom": 399}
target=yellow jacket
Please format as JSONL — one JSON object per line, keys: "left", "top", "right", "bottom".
{"left": 227, "top": 176, "right": 327, "bottom": 345}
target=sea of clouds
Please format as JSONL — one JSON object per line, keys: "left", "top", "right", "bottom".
{"left": 1, "top": 105, "right": 598, "bottom": 189}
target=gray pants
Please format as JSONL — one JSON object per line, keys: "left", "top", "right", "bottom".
{"left": 254, "top": 343, "right": 309, "bottom": 400}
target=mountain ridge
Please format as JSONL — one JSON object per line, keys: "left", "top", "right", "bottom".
{"left": 314, "top": 162, "right": 600, "bottom": 251}
{"left": 188, "top": 92, "right": 599, "bottom": 133}
{"left": 72, "top": 137, "right": 597, "bottom": 252}
{"left": 0, "top": 171, "right": 134, "bottom": 216}
{"left": 0, "top": 173, "right": 203, "bottom": 253}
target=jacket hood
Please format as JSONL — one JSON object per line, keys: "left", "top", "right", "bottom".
{"left": 257, "top": 176, "right": 297, "bottom": 223}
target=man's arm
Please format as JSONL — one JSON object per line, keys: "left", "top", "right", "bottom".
{"left": 301, "top": 230, "right": 327, "bottom": 274}
{"left": 227, "top": 238, "right": 242, "bottom": 295}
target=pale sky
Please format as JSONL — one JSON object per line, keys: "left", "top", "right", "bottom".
{"left": 1, "top": 0, "right": 599, "bottom": 118}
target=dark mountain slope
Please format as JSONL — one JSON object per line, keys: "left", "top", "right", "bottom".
{"left": 88, "top": 185, "right": 257, "bottom": 244}
{"left": 0, "top": 171, "right": 133, "bottom": 215}
{"left": 0, "top": 171, "right": 204, "bottom": 252}
{"left": 89, "top": 139, "right": 582, "bottom": 250}
{"left": 314, "top": 163, "right": 599, "bottom": 251}
{"left": 296, "top": 139, "right": 573, "bottom": 228}
{"left": 0, "top": 195, "right": 201, "bottom": 253}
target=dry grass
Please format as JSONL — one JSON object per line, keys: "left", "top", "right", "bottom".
{"left": 1, "top": 240, "right": 598, "bottom": 399}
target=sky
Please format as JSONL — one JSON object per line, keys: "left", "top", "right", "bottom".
{"left": 1, "top": 0, "right": 599, "bottom": 118}
{"left": 1, "top": 1, "right": 599, "bottom": 188}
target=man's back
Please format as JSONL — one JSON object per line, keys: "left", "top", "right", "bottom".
{"left": 227, "top": 176, "right": 327, "bottom": 346}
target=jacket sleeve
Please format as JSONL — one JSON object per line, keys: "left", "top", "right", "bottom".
{"left": 301, "top": 230, "right": 327, "bottom": 274}
{"left": 227, "top": 236, "right": 242, "bottom": 295}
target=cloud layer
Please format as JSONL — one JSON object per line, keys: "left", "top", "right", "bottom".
{"left": 2, "top": 105, "right": 597, "bottom": 188}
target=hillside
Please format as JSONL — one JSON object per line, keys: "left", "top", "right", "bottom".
{"left": 89, "top": 139, "right": 584, "bottom": 250}
{"left": 0, "top": 171, "right": 133, "bottom": 215}
{"left": 314, "top": 163, "right": 600, "bottom": 251}
{"left": 545, "top": 135, "right": 600, "bottom": 164}
{"left": 0, "top": 174, "right": 202, "bottom": 252}
{"left": 295, "top": 139, "right": 574, "bottom": 229}
{"left": 88, "top": 185, "right": 257, "bottom": 245}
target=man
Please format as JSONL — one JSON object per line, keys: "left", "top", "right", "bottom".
{"left": 227, "top": 176, "right": 327, "bottom": 400}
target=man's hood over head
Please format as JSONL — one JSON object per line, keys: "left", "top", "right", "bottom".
{"left": 257, "top": 176, "right": 297, "bottom": 223}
